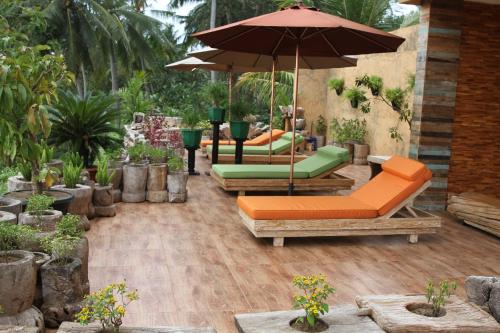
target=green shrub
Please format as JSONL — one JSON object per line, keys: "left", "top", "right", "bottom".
{"left": 18, "top": 163, "right": 32, "bottom": 181}
{"left": 385, "top": 87, "right": 406, "bottom": 110}
{"left": 56, "top": 214, "right": 83, "bottom": 239}
{"left": 127, "top": 143, "right": 148, "bottom": 164}
{"left": 26, "top": 194, "right": 54, "bottom": 213}
{"left": 62, "top": 152, "right": 84, "bottom": 169}
{"left": 0, "top": 224, "right": 36, "bottom": 251}
{"left": 41, "top": 234, "right": 80, "bottom": 262}
{"left": 181, "top": 106, "right": 201, "bottom": 129}
{"left": 0, "top": 166, "right": 19, "bottom": 195}
{"left": 204, "top": 81, "right": 227, "bottom": 107}
{"left": 344, "top": 87, "right": 367, "bottom": 108}
{"left": 96, "top": 155, "right": 114, "bottom": 186}
{"left": 330, "top": 118, "right": 367, "bottom": 144}
{"left": 63, "top": 162, "right": 82, "bottom": 188}
{"left": 41, "top": 145, "right": 55, "bottom": 164}
{"left": 355, "top": 74, "right": 383, "bottom": 96}
{"left": 167, "top": 156, "right": 185, "bottom": 172}
{"left": 315, "top": 115, "right": 327, "bottom": 136}
{"left": 146, "top": 145, "right": 166, "bottom": 164}
{"left": 426, "top": 280, "right": 457, "bottom": 317}
{"left": 230, "top": 101, "right": 252, "bottom": 121}
{"left": 327, "top": 78, "right": 345, "bottom": 95}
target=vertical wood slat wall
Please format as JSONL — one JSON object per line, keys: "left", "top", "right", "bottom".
{"left": 410, "top": 0, "right": 464, "bottom": 210}
{"left": 449, "top": 2, "right": 500, "bottom": 198}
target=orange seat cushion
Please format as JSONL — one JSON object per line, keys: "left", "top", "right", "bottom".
{"left": 382, "top": 156, "right": 427, "bottom": 181}
{"left": 238, "top": 196, "right": 378, "bottom": 220}
{"left": 350, "top": 169, "right": 431, "bottom": 216}
{"left": 201, "top": 129, "right": 285, "bottom": 148}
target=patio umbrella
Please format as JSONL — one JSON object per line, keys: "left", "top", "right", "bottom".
{"left": 192, "top": 2, "right": 405, "bottom": 194}
{"left": 189, "top": 47, "right": 357, "bottom": 163}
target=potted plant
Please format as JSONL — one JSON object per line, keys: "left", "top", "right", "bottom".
{"left": 349, "top": 119, "right": 369, "bottom": 165}
{"left": 344, "top": 87, "right": 367, "bottom": 109}
{"left": 122, "top": 143, "right": 149, "bottom": 203}
{"left": 40, "top": 234, "right": 85, "bottom": 328}
{"left": 43, "top": 144, "right": 64, "bottom": 175}
{"left": 405, "top": 280, "right": 458, "bottom": 318}
{"left": 291, "top": 274, "right": 335, "bottom": 332}
{"left": 356, "top": 75, "right": 383, "bottom": 96}
{"left": 7, "top": 162, "right": 34, "bottom": 192}
{"left": 145, "top": 145, "right": 168, "bottom": 203}
{"left": 94, "top": 155, "right": 116, "bottom": 217}
{"left": 76, "top": 281, "right": 139, "bottom": 333}
{"left": 385, "top": 87, "right": 406, "bottom": 111}
{"left": 0, "top": 197, "right": 22, "bottom": 221}
{"left": 52, "top": 160, "right": 93, "bottom": 229}
{"left": 18, "top": 194, "right": 62, "bottom": 232}
{"left": 205, "top": 81, "right": 227, "bottom": 123}
{"left": 167, "top": 156, "right": 188, "bottom": 203}
{"left": 107, "top": 149, "right": 126, "bottom": 203}
{"left": 315, "top": 115, "right": 328, "bottom": 148}
{"left": 230, "top": 101, "right": 252, "bottom": 140}
{"left": 328, "top": 78, "right": 345, "bottom": 96}
{"left": 180, "top": 106, "right": 203, "bottom": 148}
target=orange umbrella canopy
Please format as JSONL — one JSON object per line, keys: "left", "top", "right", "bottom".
{"left": 192, "top": 3, "right": 405, "bottom": 57}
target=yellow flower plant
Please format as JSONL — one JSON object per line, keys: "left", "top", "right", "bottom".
{"left": 292, "top": 274, "right": 335, "bottom": 328}
{"left": 76, "top": 282, "right": 139, "bottom": 332}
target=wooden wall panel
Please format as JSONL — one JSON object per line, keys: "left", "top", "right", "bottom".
{"left": 448, "top": 2, "right": 500, "bottom": 198}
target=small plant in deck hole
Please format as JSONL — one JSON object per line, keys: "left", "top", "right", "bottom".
{"left": 291, "top": 274, "right": 335, "bottom": 332}
{"left": 425, "top": 280, "right": 457, "bottom": 317}
{"left": 76, "top": 282, "right": 139, "bottom": 332}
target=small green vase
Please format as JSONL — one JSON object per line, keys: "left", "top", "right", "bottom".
{"left": 208, "top": 107, "right": 225, "bottom": 123}
{"left": 230, "top": 121, "right": 250, "bottom": 140}
{"left": 181, "top": 129, "right": 203, "bottom": 148}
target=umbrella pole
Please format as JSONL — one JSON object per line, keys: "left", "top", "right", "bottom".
{"left": 288, "top": 44, "right": 300, "bottom": 196}
{"left": 268, "top": 57, "right": 277, "bottom": 164}
{"left": 228, "top": 68, "right": 232, "bottom": 145}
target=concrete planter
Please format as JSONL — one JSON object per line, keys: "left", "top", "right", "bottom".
{"left": 0, "top": 211, "right": 17, "bottom": 224}
{"left": 0, "top": 197, "right": 22, "bottom": 220}
{"left": 147, "top": 163, "right": 168, "bottom": 203}
{"left": 67, "top": 237, "right": 90, "bottom": 295}
{"left": 167, "top": 171, "right": 188, "bottom": 203}
{"left": 19, "top": 210, "right": 63, "bottom": 232}
{"left": 40, "top": 258, "right": 84, "bottom": 328}
{"left": 109, "top": 166, "right": 123, "bottom": 203}
{"left": 0, "top": 251, "right": 36, "bottom": 315}
{"left": 123, "top": 164, "right": 148, "bottom": 203}
{"left": 57, "top": 322, "right": 217, "bottom": 333}
{"left": 32, "top": 252, "right": 51, "bottom": 309}
{"left": 354, "top": 144, "right": 370, "bottom": 165}
{"left": 52, "top": 184, "right": 92, "bottom": 230}
{"left": 93, "top": 185, "right": 115, "bottom": 217}
{"left": 7, "top": 176, "right": 33, "bottom": 192}
{"left": 0, "top": 306, "right": 44, "bottom": 333}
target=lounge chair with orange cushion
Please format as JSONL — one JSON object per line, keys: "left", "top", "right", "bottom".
{"left": 201, "top": 129, "right": 285, "bottom": 149}
{"left": 237, "top": 156, "right": 441, "bottom": 246}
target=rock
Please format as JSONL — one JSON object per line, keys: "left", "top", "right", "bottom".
{"left": 0, "top": 251, "right": 36, "bottom": 315}
{"left": 18, "top": 210, "right": 63, "bottom": 232}
{"left": 40, "top": 258, "right": 84, "bottom": 328}
{"left": 0, "top": 307, "right": 44, "bottom": 333}
{"left": 0, "top": 197, "right": 22, "bottom": 220}
{"left": 465, "top": 276, "right": 497, "bottom": 306}
{"left": 94, "top": 205, "right": 116, "bottom": 217}
{"left": 7, "top": 176, "right": 33, "bottom": 192}
{"left": 489, "top": 281, "right": 500, "bottom": 322}
{"left": 93, "top": 185, "right": 113, "bottom": 207}
{"left": 0, "top": 211, "right": 17, "bottom": 224}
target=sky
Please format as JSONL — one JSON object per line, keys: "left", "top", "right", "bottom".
{"left": 147, "top": 1, "right": 418, "bottom": 39}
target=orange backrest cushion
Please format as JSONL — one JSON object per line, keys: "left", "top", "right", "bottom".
{"left": 238, "top": 196, "right": 378, "bottom": 220}
{"left": 351, "top": 167, "right": 432, "bottom": 216}
{"left": 382, "top": 156, "right": 427, "bottom": 181}
{"left": 247, "top": 129, "right": 285, "bottom": 145}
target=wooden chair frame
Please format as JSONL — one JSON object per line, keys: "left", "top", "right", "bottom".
{"left": 238, "top": 181, "right": 441, "bottom": 246}
{"left": 211, "top": 162, "right": 354, "bottom": 195}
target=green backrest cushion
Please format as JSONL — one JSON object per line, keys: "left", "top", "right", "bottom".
{"left": 212, "top": 164, "right": 308, "bottom": 179}
{"left": 295, "top": 146, "right": 349, "bottom": 177}
{"left": 207, "top": 133, "right": 304, "bottom": 155}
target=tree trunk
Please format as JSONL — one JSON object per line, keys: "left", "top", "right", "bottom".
{"left": 80, "top": 63, "right": 87, "bottom": 98}
{"left": 109, "top": 44, "right": 119, "bottom": 94}
{"left": 210, "top": 0, "right": 217, "bottom": 82}
{"left": 75, "top": 74, "right": 84, "bottom": 99}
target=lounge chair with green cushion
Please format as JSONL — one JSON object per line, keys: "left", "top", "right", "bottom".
{"left": 210, "top": 146, "right": 354, "bottom": 194}
{"left": 207, "top": 132, "right": 304, "bottom": 155}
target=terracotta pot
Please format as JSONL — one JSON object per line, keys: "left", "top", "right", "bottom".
{"left": 0, "top": 250, "right": 36, "bottom": 315}
{"left": 18, "top": 210, "right": 63, "bottom": 232}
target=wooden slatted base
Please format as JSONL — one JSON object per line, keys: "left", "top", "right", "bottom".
{"left": 207, "top": 153, "right": 308, "bottom": 164}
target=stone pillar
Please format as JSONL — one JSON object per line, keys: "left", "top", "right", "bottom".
{"left": 409, "top": 0, "right": 464, "bottom": 210}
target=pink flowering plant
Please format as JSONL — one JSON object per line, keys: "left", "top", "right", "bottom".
{"left": 76, "top": 282, "right": 138, "bottom": 332}
{"left": 292, "top": 274, "right": 335, "bottom": 328}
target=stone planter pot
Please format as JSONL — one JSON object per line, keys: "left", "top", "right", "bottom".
{"left": 167, "top": 171, "right": 188, "bottom": 203}
{"left": 123, "top": 163, "right": 148, "bottom": 203}
{"left": 58, "top": 322, "right": 217, "bottom": 333}
{"left": 109, "top": 167, "right": 123, "bottom": 203}
{"left": 7, "top": 176, "right": 33, "bottom": 192}
{"left": 18, "top": 210, "right": 63, "bottom": 232}
{"left": 93, "top": 185, "right": 115, "bottom": 217}
{"left": 147, "top": 163, "right": 168, "bottom": 203}
{"left": 0, "top": 197, "right": 22, "bottom": 219}
{"left": 40, "top": 257, "right": 84, "bottom": 328}
{"left": 341, "top": 142, "right": 354, "bottom": 163}
{"left": 46, "top": 159, "right": 64, "bottom": 175}
{"left": 0, "top": 306, "right": 44, "bottom": 332}
{"left": 0, "top": 251, "right": 36, "bottom": 315}
{"left": 353, "top": 143, "right": 370, "bottom": 165}
{"left": 68, "top": 237, "right": 90, "bottom": 295}
{"left": 32, "top": 252, "right": 51, "bottom": 309}
{"left": 52, "top": 184, "right": 92, "bottom": 231}
{"left": 0, "top": 211, "right": 17, "bottom": 224}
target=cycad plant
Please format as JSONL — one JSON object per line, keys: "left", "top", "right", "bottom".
{"left": 49, "top": 90, "right": 123, "bottom": 168}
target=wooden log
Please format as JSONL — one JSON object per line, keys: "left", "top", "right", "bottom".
{"left": 57, "top": 322, "right": 216, "bottom": 333}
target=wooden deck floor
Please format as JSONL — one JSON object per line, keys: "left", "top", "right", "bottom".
{"left": 86, "top": 153, "right": 500, "bottom": 332}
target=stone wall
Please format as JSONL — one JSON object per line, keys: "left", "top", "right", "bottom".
{"left": 298, "top": 25, "right": 418, "bottom": 156}
{"left": 448, "top": 1, "right": 500, "bottom": 198}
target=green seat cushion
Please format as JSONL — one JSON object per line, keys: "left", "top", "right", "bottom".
{"left": 212, "top": 164, "right": 309, "bottom": 179}
{"left": 294, "top": 146, "right": 349, "bottom": 178}
{"left": 207, "top": 134, "right": 304, "bottom": 155}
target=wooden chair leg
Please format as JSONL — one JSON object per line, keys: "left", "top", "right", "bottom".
{"left": 273, "top": 237, "right": 285, "bottom": 247}
{"left": 408, "top": 234, "right": 418, "bottom": 244}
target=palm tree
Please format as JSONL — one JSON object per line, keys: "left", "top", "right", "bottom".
{"left": 236, "top": 72, "right": 294, "bottom": 111}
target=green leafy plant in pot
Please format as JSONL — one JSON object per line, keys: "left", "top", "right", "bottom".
{"left": 384, "top": 87, "right": 406, "bottom": 111}
{"left": 355, "top": 74, "right": 383, "bottom": 96}
{"left": 229, "top": 101, "right": 251, "bottom": 140}
{"left": 328, "top": 78, "right": 345, "bottom": 96}
{"left": 344, "top": 87, "right": 367, "bottom": 109}
{"left": 204, "top": 82, "right": 227, "bottom": 123}
{"left": 180, "top": 106, "right": 203, "bottom": 148}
